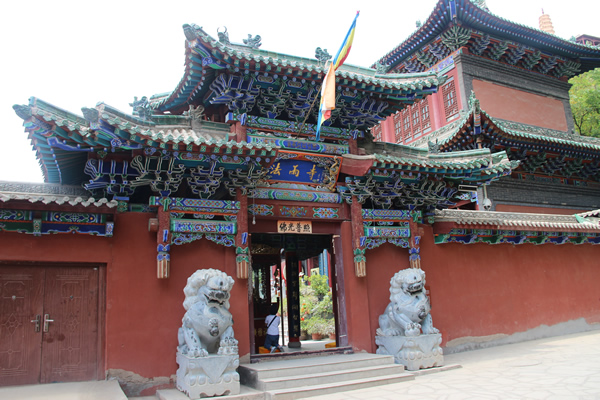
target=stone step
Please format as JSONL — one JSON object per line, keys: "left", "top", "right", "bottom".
{"left": 240, "top": 353, "right": 395, "bottom": 382}
{"left": 267, "top": 372, "right": 415, "bottom": 400}
{"left": 257, "top": 363, "right": 406, "bottom": 391}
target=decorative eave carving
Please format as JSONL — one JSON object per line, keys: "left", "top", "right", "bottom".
{"left": 376, "top": 0, "right": 599, "bottom": 77}
{"left": 434, "top": 209, "right": 600, "bottom": 245}
{"left": 148, "top": 197, "right": 242, "bottom": 279}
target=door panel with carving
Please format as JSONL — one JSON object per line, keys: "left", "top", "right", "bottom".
{"left": 41, "top": 267, "right": 99, "bottom": 383}
{"left": 0, "top": 268, "right": 44, "bottom": 386}
{"left": 0, "top": 266, "right": 99, "bottom": 386}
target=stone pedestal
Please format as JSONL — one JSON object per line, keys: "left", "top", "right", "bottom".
{"left": 176, "top": 352, "right": 240, "bottom": 398}
{"left": 376, "top": 333, "right": 444, "bottom": 371}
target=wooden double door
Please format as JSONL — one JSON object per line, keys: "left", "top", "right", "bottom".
{"left": 0, "top": 265, "right": 101, "bottom": 386}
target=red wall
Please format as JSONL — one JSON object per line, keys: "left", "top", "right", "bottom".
{"left": 473, "top": 79, "right": 568, "bottom": 131}
{"left": 3, "top": 213, "right": 600, "bottom": 384}
{"left": 364, "top": 245, "right": 410, "bottom": 353}
{"left": 356, "top": 224, "right": 600, "bottom": 353}
{"left": 104, "top": 213, "right": 245, "bottom": 379}
{"left": 0, "top": 212, "right": 244, "bottom": 384}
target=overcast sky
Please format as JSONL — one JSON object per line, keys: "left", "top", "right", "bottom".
{"left": 1, "top": 0, "right": 598, "bottom": 183}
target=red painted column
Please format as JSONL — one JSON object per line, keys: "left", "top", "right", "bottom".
{"left": 349, "top": 137, "right": 358, "bottom": 155}
{"left": 430, "top": 91, "right": 445, "bottom": 132}
{"left": 339, "top": 221, "right": 372, "bottom": 351}
{"left": 380, "top": 115, "right": 396, "bottom": 143}
{"left": 350, "top": 196, "right": 366, "bottom": 277}
{"left": 230, "top": 121, "right": 247, "bottom": 142}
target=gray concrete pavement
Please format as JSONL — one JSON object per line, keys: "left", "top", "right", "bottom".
{"left": 303, "top": 330, "right": 600, "bottom": 400}
{"left": 2, "top": 330, "right": 598, "bottom": 399}
{"left": 0, "top": 380, "right": 127, "bottom": 400}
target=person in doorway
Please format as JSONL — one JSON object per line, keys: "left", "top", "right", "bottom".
{"left": 264, "top": 303, "right": 284, "bottom": 353}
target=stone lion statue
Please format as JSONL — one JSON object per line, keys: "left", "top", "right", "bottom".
{"left": 178, "top": 269, "right": 238, "bottom": 357}
{"left": 378, "top": 268, "right": 439, "bottom": 337}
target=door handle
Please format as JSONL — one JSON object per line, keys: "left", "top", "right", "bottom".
{"left": 30, "top": 315, "right": 41, "bottom": 332}
{"left": 43, "top": 314, "right": 54, "bottom": 333}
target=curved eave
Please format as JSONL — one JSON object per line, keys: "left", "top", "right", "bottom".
{"left": 435, "top": 209, "right": 600, "bottom": 234}
{"left": 0, "top": 192, "right": 119, "bottom": 209}
{"left": 13, "top": 98, "right": 282, "bottom": 185}
{"left": 155, "top": 23, "right": 446, "bottom": 114}
{"left": 436, "top": 107, "right": 600, "bottom": 155}
{"left": 361, "top": 146, "right": 514, "bottom": 181}
{"left": 376, "top": 0, "right": 600, "bottom": 70}
{"left": 98, "top": 107, "right": 279, "bottom": 155}
{"left": 491, "top": 118, "right": 600, "bottom": 152}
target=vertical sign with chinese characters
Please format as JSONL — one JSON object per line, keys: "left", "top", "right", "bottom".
{"left": 277, "top": 221, "right": 312, "bottom": 234}
{"left": 286, "top": 253, "right": 301, "bottom": 341}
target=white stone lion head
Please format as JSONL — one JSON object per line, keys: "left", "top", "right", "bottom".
{"left": 182, "top": 268, "right": 235, "bottom": 311}
{"left": 389, "top": 268, "right": 426, "bottom": 296}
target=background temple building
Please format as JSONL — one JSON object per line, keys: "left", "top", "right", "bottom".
{"left": 1, "top": 0, "right": 599, "bottom": 396}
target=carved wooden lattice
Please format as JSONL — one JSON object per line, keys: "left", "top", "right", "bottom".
{"left": 393, "top": 112, "right": 403, "bottom": 143}
{"left": 371, "top": 123, "right": 383, "bottom": 142}
{"left": 393, "top": 98, "right": 431, "bottom": 143}
{"left": 412, "top": 105, "right": 421, "bottom": 137}
{"left": 442, "top": 80, "right": 459, "bottom": 120}
{"left": 402, "top": 109, "right": 411, "bottom": 139}
{"left": 420, "top": 99, "right": 431, "bottom": 131}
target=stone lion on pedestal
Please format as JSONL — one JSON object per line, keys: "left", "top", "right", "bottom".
{"left": 178, "top": 268, "right": 238, "bottom": 357}
{"left": 377, "top": 268, "right": 439, "bottom": 337}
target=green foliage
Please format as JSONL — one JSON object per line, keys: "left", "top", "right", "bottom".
{"left": 299, "top": 274, "right": 335, "bottom": 335}
{"left": 308, "top": 274, "right": 330, "bottom": 299}
{"left": 569, "top": 68, "right": 600, "bottom": 138}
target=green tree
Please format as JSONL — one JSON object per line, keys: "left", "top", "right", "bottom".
{"left": 569, "top": 68, "right": 600, "bottom": 138}
{"left": 299, "top": 274, "right": 335, "bottom": 336}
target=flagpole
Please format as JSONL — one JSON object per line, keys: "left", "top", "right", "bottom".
{"left": 296, "top": 60, "right": 330, "bottom": 139}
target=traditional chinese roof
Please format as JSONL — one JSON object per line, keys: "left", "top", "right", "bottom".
{"left": 350, "top": 143, "right": 516, "bottom": 178}
{"left": 375, "top": 0, "right": 600, "bottom": 78}
{"left": 12, "top": 97, "right": 277, "bottom": 185}
{"left": 410, "top": 93, "right": 600, "bottom": 182}
{"left": 0, "top": 181, "right": 118, "bottom": 209}
{"left": 577, "top": 209, "right": 600, "bottom": 218}
{"left": 435, "top": 208, "right": 600, "bottom": 232}
{"left": 338, "top": 142, "right": 516, "bottom": 209}
{"left": 150, "top": 24, "right": 447, "bottom": 131}
{"left": 433, "top": 208, "right": 600, "bottom": 245}
{"left": 0, "top": 181, "right": 116, "bottom": 237}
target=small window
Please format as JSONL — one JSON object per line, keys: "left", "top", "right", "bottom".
{"left": 371, "top": 124, "right": 382, "bottom": 142}
{"left": 412, "top": 103, "right": 421, "bottom": 136}
{"left": 393, "top": 112, "right": 403, "bottom": 143}
{"left": 442, "top": 80, "right": 459, "bottom": 120}
{"left": 403, "top": 109, "right": 411, "bottom": 139}
{"left": 421, "top": 98, "right": 431, "bottom": 130}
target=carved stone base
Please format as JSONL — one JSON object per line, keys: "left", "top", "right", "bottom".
{"left": 176, "top": 352, "right": 240, "bottom": 398}
{"left": 375, "top": 333, "right": 444, "bottom": 371}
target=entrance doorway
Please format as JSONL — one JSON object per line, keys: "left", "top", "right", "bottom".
{"left": 250, "top": 234, "right": 341, "bottom": 354}
{"left": 0, "top": 265, "right": 102, "bottom": 386}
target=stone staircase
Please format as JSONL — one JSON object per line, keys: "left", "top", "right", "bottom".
{"left": 151, "top": 353, "right": 413, "bottom": 400}
{"left": 239, "top": 353, "right": 413, "bottom": 400}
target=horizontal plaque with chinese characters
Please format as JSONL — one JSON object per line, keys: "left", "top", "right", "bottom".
{"left": 266, "top": 151, "right": 340, "bottom": 187}
{"left": 277, "top": 220, "right": 312, "bottom": 234}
